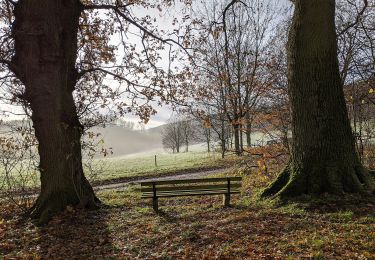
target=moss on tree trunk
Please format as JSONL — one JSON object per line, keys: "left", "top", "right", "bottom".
{"left": 261, "top": 0, "right": 375, "bottom": 198}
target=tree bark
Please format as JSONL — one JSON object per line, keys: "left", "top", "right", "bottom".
{"left": 176, "top": 143, "right": 179, "bottom": 153}
{"left": 233, "top": 122, "right": 241, "bottom": 155}
{"left": 205, "top": 128, "right": 211, "bottom": 153}
{"left": 12, "top": 0, "right": 99, "bottom": 225}
{"left": 262, "top": 0, "right": 374, "bottom": 198}
{"left": 246, "top": 118, "right": 251, "bottom": 148}
{"left": 239, "top": 126, "right": 243, "bottom": 151}
{"left": 221, "top": 138, "right": 226, "bottom": 159}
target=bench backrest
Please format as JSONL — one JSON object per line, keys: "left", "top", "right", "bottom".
{"left": 140, "top": 177, "right": 242, "bottom": 197}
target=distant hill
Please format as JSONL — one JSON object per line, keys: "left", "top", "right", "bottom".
{"left": 144, "top": 124, "right": 166, "bottom": 135}
{"left": 90, "top": 124, "right": 165, "bottom": 157}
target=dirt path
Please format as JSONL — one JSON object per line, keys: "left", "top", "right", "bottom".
{"left": 94, "top": 167, "right": 232, "bottom": 192}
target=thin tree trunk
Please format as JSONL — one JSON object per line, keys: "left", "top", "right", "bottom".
{"left": 239, "top": 125, "right": 243, "bottom": 151}
{"left": 233, "top": 123, "right": 241, "bottom": 155}
{"left": 220, "top": 140, "right": 225, "bottom": 159}
{"left": 12, "top": 0, "right": 99, "bottom": 225}
{"left": 206, "top": 128, "right": 211, "bottom": 153}
{"left": 246, "top": 114, "right": 252, "bottom": 148}
{"left": 262, "top": 0, "right": 374, "bottom": 198}
{"left": 229, "top": 126, "right": 233, "bottom": 149}
{"left": 220, "top": 116, "right": 225, "bottom": 156}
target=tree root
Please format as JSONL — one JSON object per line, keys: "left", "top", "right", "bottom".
{"left": 369, "top": 169, "right": 375, "bottom": 178}
{"left": 29, "top": 189, "right": 101, "bottom": 226}
{"left": 261, "top": 161, "right": 375, "bottom": 199}
{"left": 261, "top": 163, "right": 291, "bottom": 197}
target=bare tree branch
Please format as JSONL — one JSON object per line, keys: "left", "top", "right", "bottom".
{"left": 0, "top": 59, "right": 12, "bottom": 68}
{"left": 4, "top": 0, "right": 16, "bottom": 6}
{"left": 0, "top": 59, "right": 19, "bottom": 78}
{"left": 338, "top": 0, "right": 368, "bottom": 37}
{"left": 82, "top": 3, "right": 193, "bottom": 56}
{"left": 77, "top": 67, "right": 148, "bottom": 88}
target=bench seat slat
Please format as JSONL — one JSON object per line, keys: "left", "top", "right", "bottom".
{"left": 142, "top": 188, "right": 240, "bottom": 196}
{"left": 141, "top": 190, "right": 241, "bottom": 198}
{"left": 141, "top": 183, "right": 241, "bottom": 192}
{"left": 140, "top": 177, "right": 242, "bottom": 186}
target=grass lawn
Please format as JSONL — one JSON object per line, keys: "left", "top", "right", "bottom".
{"left": 0, "top": 150, "right": 238, "bottom": 190}
{"left": 1, "top": 168, "right": 374, "bottom": 259}
{"left": 93, "top": 151, "right": 231, "bottom": 182}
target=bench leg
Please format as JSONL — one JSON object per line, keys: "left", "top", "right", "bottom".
{"left": 152, "top": 197, "right": 159, "bottom": 212}
{"left": 223, "top": 193, "right": 230, "bottom": 207}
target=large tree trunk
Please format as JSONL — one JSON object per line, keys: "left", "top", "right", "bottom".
{"left": 12, "top": 0, "right": 99, "bottom": 225}
{"left": 262, "top": 0, "right": 374, "bottom": 198}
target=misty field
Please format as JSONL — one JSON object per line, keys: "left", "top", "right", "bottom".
{"left": 0, "top": 146, "right": 237, "bottom": 191}
{"left": 91, "top": 150, "right": 230, "bottom": 182}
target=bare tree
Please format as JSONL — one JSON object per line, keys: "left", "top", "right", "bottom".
{"left": 187, "top": 0, "right": 280, "bottom": 156}
{"left": 179, "top": 116, "right": 194, "bottom": 152}
{"left": 162, "top": 115, "right": 184, "bottom": 153}
{"left": 335, "top": 0, "right": 375, "bottom": 167}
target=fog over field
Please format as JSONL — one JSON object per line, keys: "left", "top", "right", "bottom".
{"left": 0, "top": 119, "right": 278, "bottom": 160}
{"left": 89, "top": 123, "right": 275, "bottom": 158}
{"left": 89, "top": 124, "right": 165, "bottom": 158}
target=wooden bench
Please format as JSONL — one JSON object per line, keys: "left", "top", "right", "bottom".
{"left": 140, "top": 177, "right": 242, "bottom": 212}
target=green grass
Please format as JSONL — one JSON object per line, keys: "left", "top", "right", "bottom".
{"left": 89, "top": 151, "right": 230, "bottom": 182}
{"left": 1, "top": 171, "right": 374, "bottom": 259}
{"left": 0, "top": 150, "right": 235, "bottom": 189}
